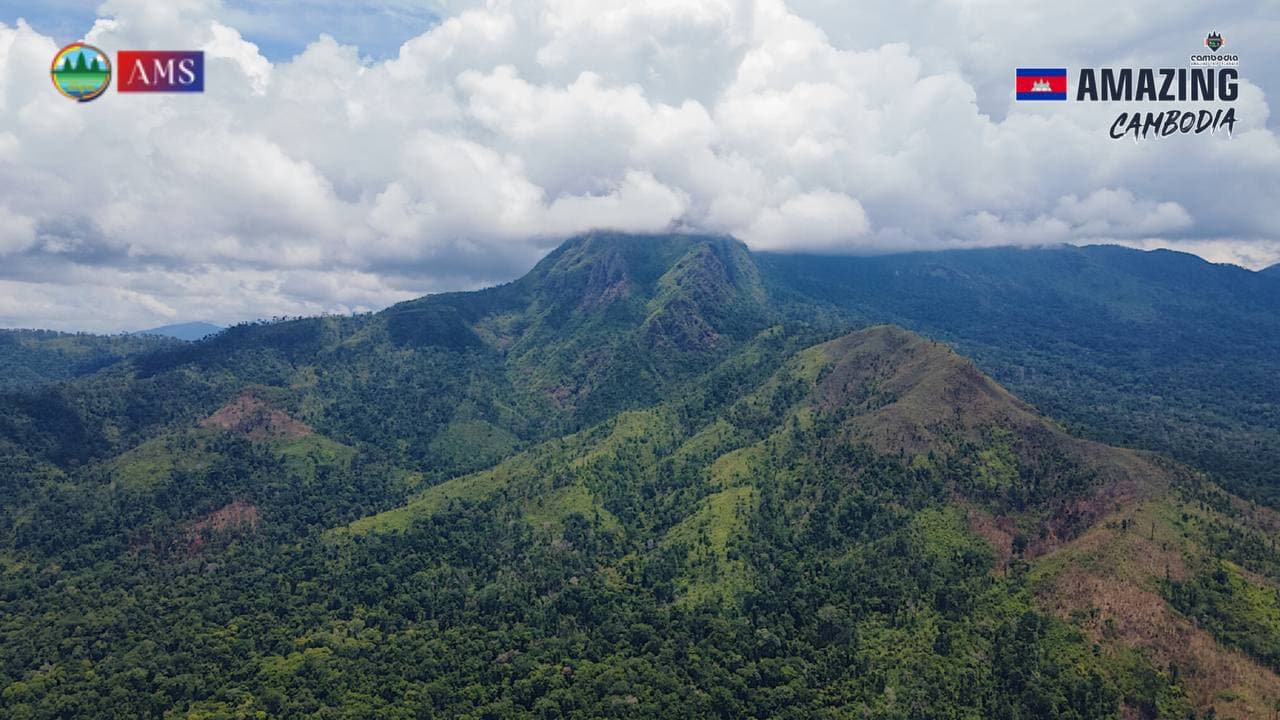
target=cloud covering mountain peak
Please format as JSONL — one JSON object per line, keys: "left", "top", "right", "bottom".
{"left": 1, "top": 0, "right": 1277, "bottom": 330}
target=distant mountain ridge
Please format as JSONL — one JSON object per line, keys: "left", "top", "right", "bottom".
{"left": 0, "top": 328, "right": 177, "bottom": 391}
{"left": 0, "top": 321, "right": 221, "bottom": 391}
{"left": 135, "top": 321, "right": 224, "bottom": 341}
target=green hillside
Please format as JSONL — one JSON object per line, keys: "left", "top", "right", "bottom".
{"left": 2, "top": 234, "right": 1280, "bottom": 718}
{"left": 0, "top": 329, "right": 178, "bottom": 391}
{"left": 759, "top": 245, "right": 1280, "bottom": 505}
{"left": 0, "top": 233, "right": 764, "bottom": 481}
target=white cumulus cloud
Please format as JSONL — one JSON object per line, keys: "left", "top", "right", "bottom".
{"left": 0, "top": 0, "right": 1276, "bottom": 331}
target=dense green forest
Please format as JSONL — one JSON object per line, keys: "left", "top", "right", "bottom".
{"left": 2, "top": 233, "right": 1278, "bottom": 718}
{"left": 0, "top": 329, "right": 178, "bottom": 391}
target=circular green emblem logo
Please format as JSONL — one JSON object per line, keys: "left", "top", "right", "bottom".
{"left": 51, "top": 43, "right": 112, "bottom": 102}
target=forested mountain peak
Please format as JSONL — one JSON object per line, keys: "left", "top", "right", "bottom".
{"left": 812, "top": 325, "right": 1034, "bottom": 450}
{"left": 385, "top": 231, "right": 770, "bottom": 354}
{"left": 377, "top": 232, "right": 772, "bottom": 431}
{"left": 815, "top": 326, "right": 1170, "bottom": 547}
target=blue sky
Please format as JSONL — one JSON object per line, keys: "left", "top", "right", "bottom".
{"left": 1, "top": 0, "right": 439, "bottom": 61}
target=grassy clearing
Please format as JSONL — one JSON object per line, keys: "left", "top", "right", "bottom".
{"left": 662, "top": 485, "right": 759, "bottom": 607}
{"left": 569, "top": 410, "right": 672, "bottom": 469}
{"left": 707, "top": 445, "right": 762, "bottom": 489}
{"left": 911, "top": 506, "right": 992, "bottom": 564}
{"left": 109, "top": 431, "right": 219, "bottom": 491}
{"left": 525, "top": 484, "right": 619, "bottom": 532}
{"left": 669, "top": 419, "right": 736, "bottom": 468}
{"left": 427, "top": 418, "right": 521, "bottom": 474}
{"left": 345, "top": 460, "right": 518, "bottom": 535}
{"left": 274, "top": 434, "right": 356, "bottom": 482}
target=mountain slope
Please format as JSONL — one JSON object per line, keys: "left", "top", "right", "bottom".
{"left": 0, "top": 329, "right": 178, "bottom": 391}
{"left": 349, "top": 324, "right": 1166, "bottom": 554}
{"left": 339, "top": 325, "right": 1280, "bottom": 717}
{"left": 758, "top": 244, "right": 1280, "bottom": 504}
{"left": 1032, "top": 495, "right": 1280, "bottom": 718}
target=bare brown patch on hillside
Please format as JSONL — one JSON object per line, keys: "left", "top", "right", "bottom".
{"left": 1221, "top": 489, "right": 1280, "bottom": 536}
{"left": 1034, "top": 502, "right": 1280, "bottom": 719}
{"left": 1061, "top": 576, "right": 1277, "bottom": 718}
{"left": 184, "top": 500, "right": 261, "bottom": 553}
{"left": 1023, "top": 445, "right": 1167, "bottom": 558}
{"left": 962, "top": 450, "right": 1160, "bottom": 569}
{"left": 963, "top": 505, "right": 1015, "bottom": 568}
{"left": 201, "top": 391, "right": 311, "bottom": 440}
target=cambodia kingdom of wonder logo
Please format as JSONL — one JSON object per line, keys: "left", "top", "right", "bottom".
{"left": 51, "top": 43, "right": 112, "bottom": 102}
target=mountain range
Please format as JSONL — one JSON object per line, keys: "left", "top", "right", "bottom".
{"left": 0, "top": 323, "right": 222, "bottom": 393}
{"left": 0, "top": 329, "right": 178, "bottom": 392}
{"left": 2, "top": 233, "right": 1279, "bottom": 718}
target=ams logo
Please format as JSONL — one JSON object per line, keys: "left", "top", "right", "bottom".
{"left": 117, "top": 51, "right": 204, "bottom": 92}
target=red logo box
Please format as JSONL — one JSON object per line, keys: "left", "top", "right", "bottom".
{"left": 117, "top": 51, "right": 204, "bottom": 92}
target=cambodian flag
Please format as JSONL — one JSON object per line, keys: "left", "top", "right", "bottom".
{"left": 1015, "top": 68, "right": 1067, "bottom": 101}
